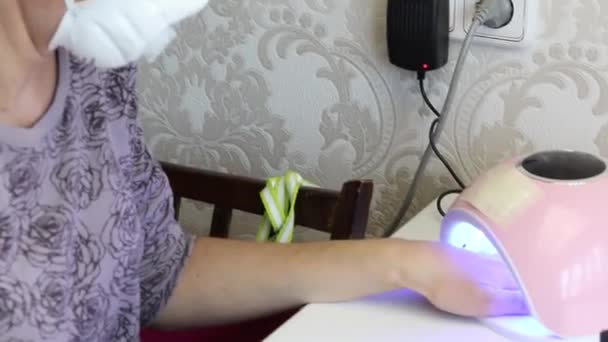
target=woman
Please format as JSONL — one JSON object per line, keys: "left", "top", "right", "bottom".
{"left": 0, "top": 1, "right": 525, "bottom": 341}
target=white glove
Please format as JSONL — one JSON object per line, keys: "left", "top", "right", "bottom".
{"left": 49, "top": 0, "right": 209, "bottom": 68}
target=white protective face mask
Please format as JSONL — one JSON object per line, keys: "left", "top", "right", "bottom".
{"left": 49, "top": 0, "right": 209, "bottom": 68}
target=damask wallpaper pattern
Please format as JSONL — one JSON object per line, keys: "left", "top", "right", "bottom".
{"left": 137, "top": 0, "right": 608, "bottom": 239}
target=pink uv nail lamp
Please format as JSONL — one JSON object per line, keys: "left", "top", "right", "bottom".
{"left": 440, "top": 150, "right": 608, "bottom": 340}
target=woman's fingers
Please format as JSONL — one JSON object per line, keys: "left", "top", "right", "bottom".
{"left": 424, "top": 243, "right": 530, "bottom": 317}
{"left": 484, "top": 287, "right": 529, "bottom": 317}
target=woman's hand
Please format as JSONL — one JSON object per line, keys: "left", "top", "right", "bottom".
{"left": 406, "top": 241, "right": 529, "bottom": 317}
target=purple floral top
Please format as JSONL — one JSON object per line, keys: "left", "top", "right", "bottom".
{"left": 0, "top": 49, "right": 192, "bottom": 341}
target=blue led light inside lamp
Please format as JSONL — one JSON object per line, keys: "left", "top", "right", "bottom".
{"left": 444, "top": 222, "right": 500, "bottom": 256}
{"left": 444, "top": 221, "right": 573, "bottom": 341}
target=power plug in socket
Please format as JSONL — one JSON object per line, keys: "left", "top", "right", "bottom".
{"left": 449, "top": 0, "right": 541, "bottom": 48}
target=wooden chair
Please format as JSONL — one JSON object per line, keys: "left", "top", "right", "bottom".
{"left": 140, "top": 162, "right": 374, "bottom": 342}
{"left": 161, "top": 161, "right": 374, "bottom": 240}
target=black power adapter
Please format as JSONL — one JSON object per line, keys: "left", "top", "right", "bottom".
{"left": 386, "top": 0, "right": 465, "bottom": 225}
{"left": 387, "top": 0, "right": 450, "bottom": 73}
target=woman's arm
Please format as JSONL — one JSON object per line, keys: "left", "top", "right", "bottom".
{"left": 153, "top": 237, "right": 526, "bottom": 329}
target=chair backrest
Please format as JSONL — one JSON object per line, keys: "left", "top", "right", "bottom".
{"left": 160, "top": 162, "right": 374, "bottom": 240}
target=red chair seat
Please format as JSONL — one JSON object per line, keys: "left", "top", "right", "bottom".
{"left": 140, "top": 308, "right": 300, "bottom": 342}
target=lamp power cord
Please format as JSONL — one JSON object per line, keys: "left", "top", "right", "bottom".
{"left": 384, "top": 0, "right": 514, "bottom": 237}
{"left": 418, "top": 74, "right": 466, "bottom": 217}
{"left": 418, "top": 73, "right": 466, "bottom": 189}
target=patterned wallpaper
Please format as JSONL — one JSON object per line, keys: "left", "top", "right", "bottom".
{"left": 137, "top": 0, "right": 608, "bottom": 239}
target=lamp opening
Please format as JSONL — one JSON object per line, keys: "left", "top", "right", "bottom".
{"left": 445, "top": 221, "right": 564, "bottom": 340}
{"left": 520, "top": 151, "right": 606, "bottom": 181}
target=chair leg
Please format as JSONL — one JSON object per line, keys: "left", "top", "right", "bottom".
{"left": 210, "top": 207, "right": 232, "bottom": 238}
{"left": 329, "top": 181, "right": 373, "bottom": 240}
{"left": 173, "top": 196, "right": 182, "bottom": 220}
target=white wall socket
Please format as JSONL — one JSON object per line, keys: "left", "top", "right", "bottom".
{"left": 449, "top": 0, "right": 541, "bottom": 48}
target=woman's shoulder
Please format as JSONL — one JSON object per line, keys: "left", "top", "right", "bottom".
{"left": 45, "top": 49, "right": 143, "bottom": 164}
{"left": 64, "top": 49, "right": 138, "bottom": 95}
{"left": 61, "top": 49, "right": 140, "bottom": 123}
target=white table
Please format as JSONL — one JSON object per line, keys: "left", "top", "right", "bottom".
{"left": 265, "top": 196, "right": 597, "bottom": 342}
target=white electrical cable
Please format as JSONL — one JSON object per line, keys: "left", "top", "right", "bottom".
{"left": 384, "top": 0, "right": 512, "bottom": 237}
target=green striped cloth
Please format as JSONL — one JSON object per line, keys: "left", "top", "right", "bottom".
{"left": 257, "top": 171, "right": 316, "bottom": 243}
